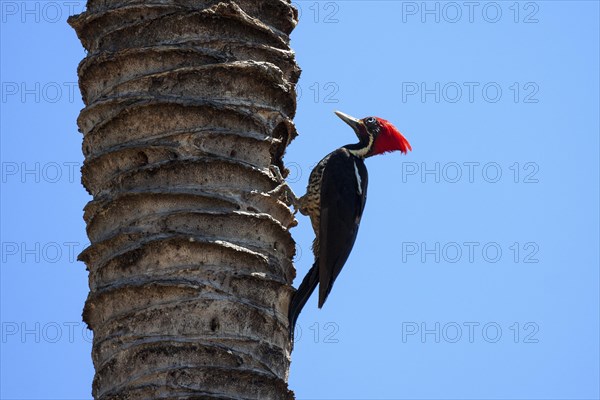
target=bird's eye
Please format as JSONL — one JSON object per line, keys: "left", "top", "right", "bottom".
{"left": 366, "top": 117, "right": 376, "bottom": 124}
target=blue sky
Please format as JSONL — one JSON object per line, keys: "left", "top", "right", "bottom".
{"left": 1, "top": 1, "right": 599, "bottom": 399}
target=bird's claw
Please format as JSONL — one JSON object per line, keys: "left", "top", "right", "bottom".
{"left": 269, "top": 165, "right": 286, "bottom": 184}
{"left": 268, "top": 184, "right": 298, "bottom": 210}
{"left": 268, "top": 165, "right": 300, "bottom": 212}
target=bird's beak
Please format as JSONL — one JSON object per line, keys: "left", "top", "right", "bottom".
{"left": 334, "top": 110, "right": 362, "bottom": 136}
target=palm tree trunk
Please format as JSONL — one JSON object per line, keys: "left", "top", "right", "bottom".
{"left": 68, "top": 1, "right": 299, "bottom": 398}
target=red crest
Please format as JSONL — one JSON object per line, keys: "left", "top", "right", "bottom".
{"left": 371, "top": 118, "right": 412, "bottom": 155}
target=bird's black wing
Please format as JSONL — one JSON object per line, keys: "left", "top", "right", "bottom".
{"left": 318, "top": 148, "right": 368, "bottom": 307}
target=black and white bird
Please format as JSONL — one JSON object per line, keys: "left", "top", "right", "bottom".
{"left": 274, "top": 111, "right": 412, "bottom": 338}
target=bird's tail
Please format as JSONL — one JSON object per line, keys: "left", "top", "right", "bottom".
{"left": 288, "top": 260, "right": 319, "bottom": 341}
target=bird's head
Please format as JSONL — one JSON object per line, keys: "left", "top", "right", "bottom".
{"left": 335, "top": 110, "right": 411, "bottom": 158}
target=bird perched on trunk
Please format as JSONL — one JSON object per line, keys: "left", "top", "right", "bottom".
{"left": 271, "top": 111, "right": 411, "bottom": 339}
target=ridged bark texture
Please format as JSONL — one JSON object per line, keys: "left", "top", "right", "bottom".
{"left": 68, "top": 1, "right": 299, "bottom": 398}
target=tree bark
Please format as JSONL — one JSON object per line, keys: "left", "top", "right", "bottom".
{"left": 68, "top": 1, "right": 299, "bottom": 398}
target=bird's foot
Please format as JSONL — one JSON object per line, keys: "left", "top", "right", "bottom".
{"left": 269, "top": 165, "right": 287, "bottom": 183}
{"left": 268, "top": 165, "right": 300, "bottom": 212}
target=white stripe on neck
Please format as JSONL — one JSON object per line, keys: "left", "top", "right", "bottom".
{"left": 348, "top": 134, "right": 373, "bottom": 158}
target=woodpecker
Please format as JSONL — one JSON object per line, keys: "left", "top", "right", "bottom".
{"left": 281, "top": 111, "right": 412, "bottom": 339}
